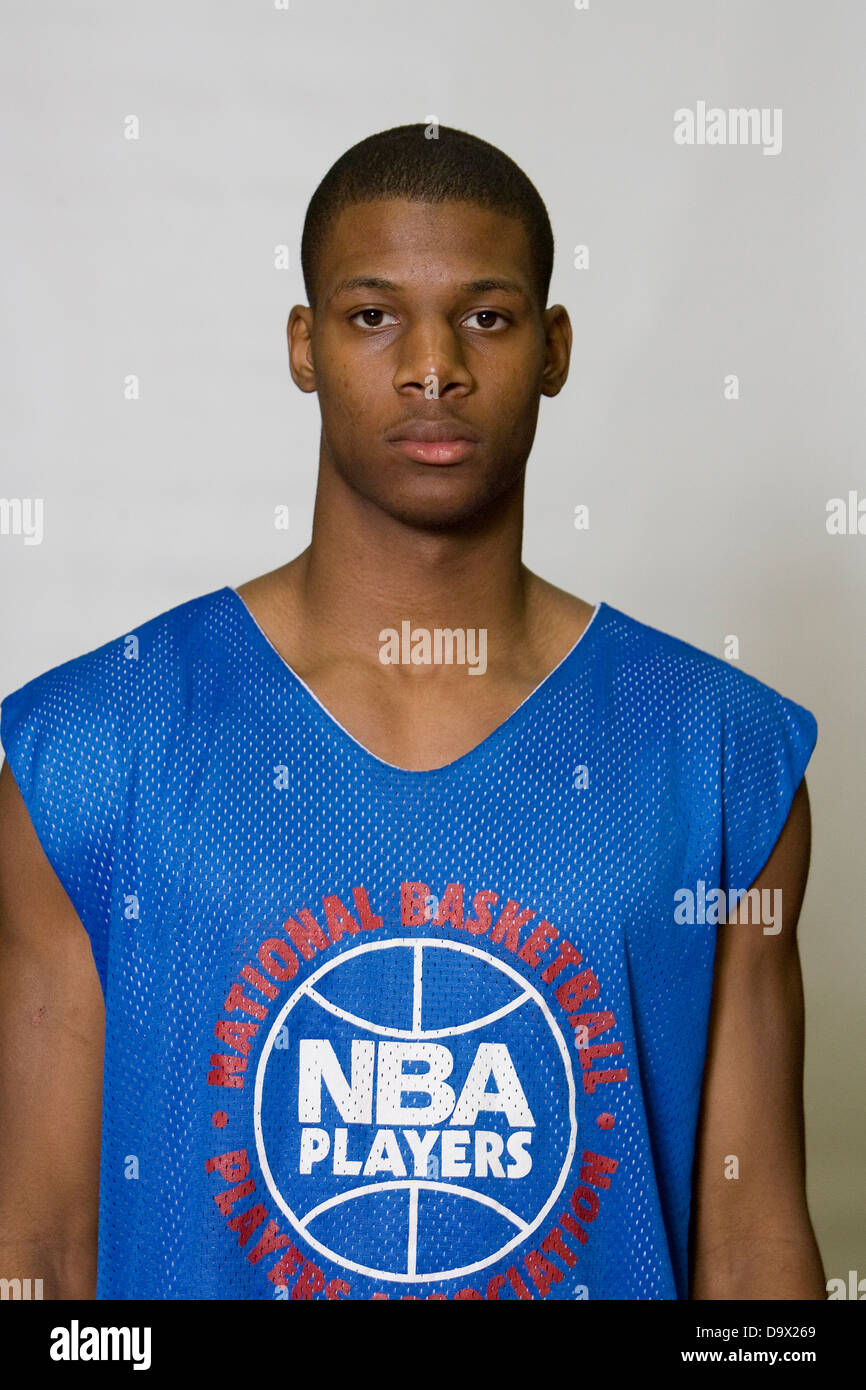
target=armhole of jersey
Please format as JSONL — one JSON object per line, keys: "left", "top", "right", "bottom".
{"left": 0, "top": 680, "right": 120, "bottom": 995}
{"left": 720, "top": 679, "right": 818, "bottom": 895}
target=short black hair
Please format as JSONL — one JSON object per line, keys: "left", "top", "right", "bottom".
{"left": 300, "top": 123, "right": 554, "bottom": 312}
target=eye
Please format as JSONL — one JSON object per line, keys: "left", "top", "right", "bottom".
{"left": 349, "top": 308, "right": 399, "bottom": 328}
{"left": 463, "top": 309, "right": 510, "bottom": 330}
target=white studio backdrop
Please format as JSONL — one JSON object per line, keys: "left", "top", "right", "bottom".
{"left": 1, "top": 0, "right": 863, "bottom": 1286}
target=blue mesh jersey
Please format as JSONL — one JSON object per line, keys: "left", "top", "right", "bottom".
{"left": 0, "top": 587, "right": 818, "bottom": 1301}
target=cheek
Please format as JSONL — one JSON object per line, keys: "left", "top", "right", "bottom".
{"left": 319, "top": 364, "right": 372, "bottom": 426}
{"left": 495, "top": 370, "right": 539, "bottom": 424}
{"left": 326, "top": 351, "right": 378, "bottom": 402}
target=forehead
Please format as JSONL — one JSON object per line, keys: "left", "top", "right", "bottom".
{"left": 318, "top": 198, "right": 535, "bottom": 301}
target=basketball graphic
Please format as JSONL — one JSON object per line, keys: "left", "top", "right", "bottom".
{"left": 253, "top": 938, "right": 577, "bottom": 1283}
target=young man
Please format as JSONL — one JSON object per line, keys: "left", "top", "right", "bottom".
{"left": 0, "top": 124, "right": 824, "bottom": 1301}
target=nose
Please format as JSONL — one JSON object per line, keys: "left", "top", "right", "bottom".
{"left": 392, "top": 315, "right": 474, "bottom": 397}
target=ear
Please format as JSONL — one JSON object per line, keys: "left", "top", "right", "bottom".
{"left": 540, "top": 304, "right": 572, "bottom": 397}
{"left": 288, "top": 305, "right": 317, "bottom": 393}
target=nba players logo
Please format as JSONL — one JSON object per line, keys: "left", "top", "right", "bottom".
{"left": 254, "top": 938, "right": 577, "bottom": 1284}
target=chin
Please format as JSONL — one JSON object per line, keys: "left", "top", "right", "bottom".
{"left": 376, "top": 476, "right": 508, "bottom": 532}
{"left": 389, "top": 504, "right": 482, "bottom": 533}
{"left": 334, "top": 447, "right": 523, "bottom": 531}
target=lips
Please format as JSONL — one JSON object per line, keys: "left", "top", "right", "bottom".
{"left": 386, "top": 417, "right": 480, "bottom": 465}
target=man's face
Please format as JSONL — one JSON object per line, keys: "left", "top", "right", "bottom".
{"left": 290, "top": 198, "right": 570, "bottom": 530}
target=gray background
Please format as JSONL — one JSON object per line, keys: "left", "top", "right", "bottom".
{"left": 1, "top": 0, "right": 863, "bottom": 1290}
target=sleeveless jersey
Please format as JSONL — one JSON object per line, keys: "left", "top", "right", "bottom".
{"left": 0, "top": 587, "right": 818, "bottom": 1301}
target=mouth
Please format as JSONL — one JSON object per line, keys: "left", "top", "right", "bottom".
{"left": 385, "top": 418, "right": 481, "bottom": 466}
{"left": 387, "top": 438, "right": 478, "bottom": 464}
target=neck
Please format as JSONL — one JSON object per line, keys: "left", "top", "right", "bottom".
{"left": 291, "top": 449, "right": 536, "bottom": 669}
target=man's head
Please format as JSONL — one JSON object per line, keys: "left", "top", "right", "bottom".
{"left": 290, "top": 124, "right": 571, "bottom": 532}
{"left": 301, "top": 124, "right": 554, "bottom": 314}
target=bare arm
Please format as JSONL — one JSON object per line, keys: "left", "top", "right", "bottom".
{"left": 690, "top": 777, "right": 825, "bottom": 1298}
{"left": 0, "top": 758, "right": 104, "bottom": 1299}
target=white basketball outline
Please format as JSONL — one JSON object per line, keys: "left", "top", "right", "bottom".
{"left": 253, "top": 937, "right": 577, "bottom": 1284}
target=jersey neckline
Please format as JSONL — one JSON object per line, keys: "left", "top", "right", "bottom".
{"left": 221, "top": 585, "right": 608, "bottom": 779}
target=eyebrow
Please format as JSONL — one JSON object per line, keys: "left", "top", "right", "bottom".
{"left": 328, "top": 275, "right": 530, "bottom": 302}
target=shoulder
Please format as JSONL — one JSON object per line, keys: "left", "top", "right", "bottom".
{"left": 598, "top": 602, "right": 818, "bottom": 896}
{"left": 597, "top": 602, "right": 817, "bottom": 745}
{"left": 0, "top": 587, "right": 233, "bottom": 787}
